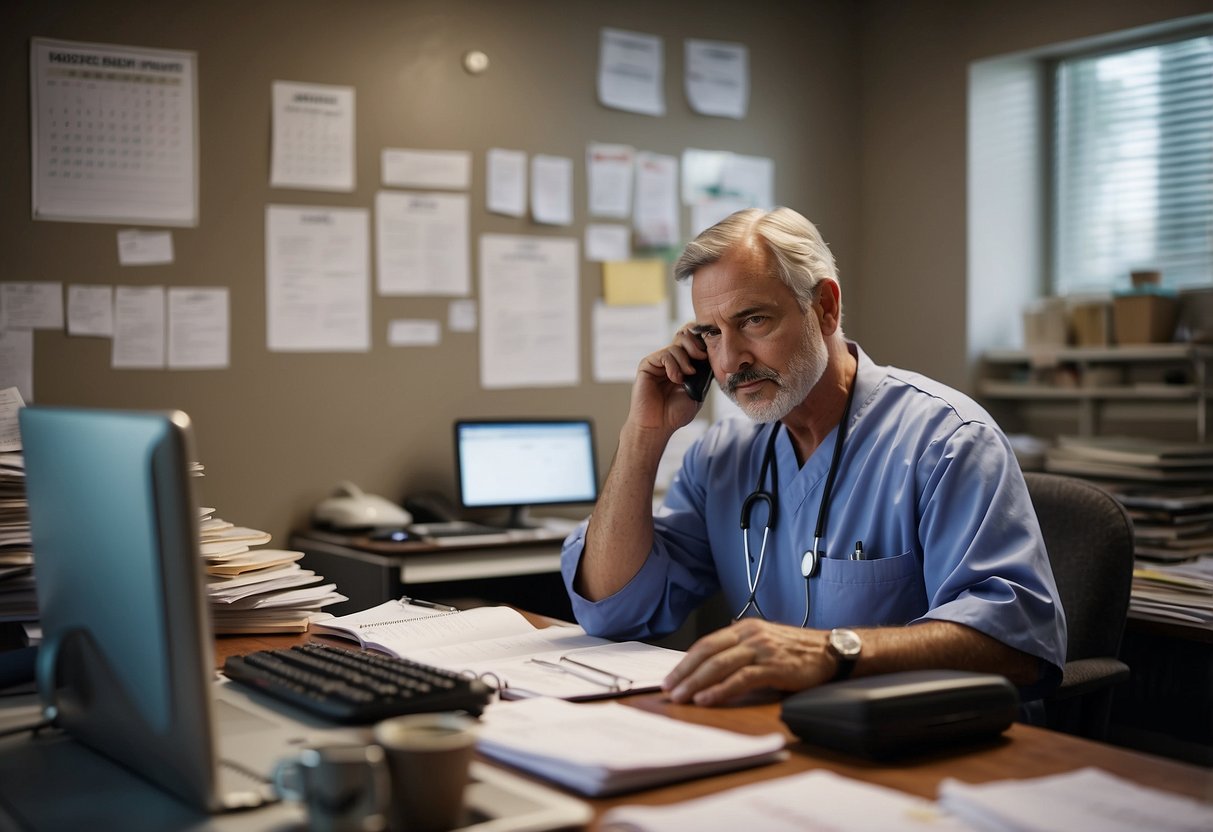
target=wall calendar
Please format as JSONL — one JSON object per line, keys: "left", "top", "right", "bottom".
{"left": 30, "top": 38, "right": 198, "bottom": 226}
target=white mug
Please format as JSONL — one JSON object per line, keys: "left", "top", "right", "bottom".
{"left": 273, "top": 743, "right": 390, "bottom": 832}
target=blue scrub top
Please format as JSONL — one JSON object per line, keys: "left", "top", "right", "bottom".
{"left": 561, "top": 344, "right": 1067, "bottom": 689}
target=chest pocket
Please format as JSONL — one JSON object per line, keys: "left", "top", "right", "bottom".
{"left": 811, "top": 551, "right": 926, "bottom": 629}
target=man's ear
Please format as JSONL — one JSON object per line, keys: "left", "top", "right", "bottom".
{"left": 815, "top": 279, "right": 843, "bottom": 335}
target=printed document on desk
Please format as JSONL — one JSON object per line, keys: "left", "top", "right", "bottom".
{"left": 477, "top": 697, "right": 786, "bottom": 797}
{"left": 310, "top": 599, "right": 685, "bottom": 699}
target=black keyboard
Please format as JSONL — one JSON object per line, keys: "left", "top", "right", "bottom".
{"left": 223, "top": 642, "right": 492, "bottom": 724}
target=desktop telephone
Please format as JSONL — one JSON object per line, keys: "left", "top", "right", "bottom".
{"left": 402, "top": 491, "right": 460, "bottom": 524}
{"left": 314, "top": 482, "right": 412, "bottom": 530}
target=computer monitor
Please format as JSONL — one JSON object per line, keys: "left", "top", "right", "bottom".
{"left": 454, "top": 419, "right": 598, "bottom": 528}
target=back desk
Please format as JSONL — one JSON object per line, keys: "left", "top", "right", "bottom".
{"left": 218, "top": 620, "right": 1213, "bottom": 825}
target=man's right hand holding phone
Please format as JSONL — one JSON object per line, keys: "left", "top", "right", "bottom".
{"left": 629, "top": 326, "right": 713, "bottom": 435}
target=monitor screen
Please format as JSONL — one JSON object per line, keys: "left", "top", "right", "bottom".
{"left": 454, "top": 419, "right": 598, "bottom": 526}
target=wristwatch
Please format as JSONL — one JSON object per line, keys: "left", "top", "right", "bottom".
{"left": 827, "top": 628, "right": 862, "bottom": 681}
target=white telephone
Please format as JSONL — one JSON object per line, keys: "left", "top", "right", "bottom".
{"left": 313, "top": 481, "right": 412, "bottom": 530}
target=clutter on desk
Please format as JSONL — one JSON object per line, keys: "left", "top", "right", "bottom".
{"left": 475, "top": 696, "right": 786, "bottom": 797}
{"left": 0, "top": 389, "right": 36, "bottom": 644}
{"left": 200, "top": 469, "right": 346, "bottom": 633}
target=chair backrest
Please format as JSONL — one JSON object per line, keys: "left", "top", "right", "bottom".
{"left": 1023, "top": 472, "right": 1135, "bottom": 662}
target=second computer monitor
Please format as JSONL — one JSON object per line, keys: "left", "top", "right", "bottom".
{"left": 454, "top": 419, "right": 598, "bottom": 528}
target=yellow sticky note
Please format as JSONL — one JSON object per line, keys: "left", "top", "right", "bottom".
{"left": 603, "top": 259, "right": 667, "bottom": 305}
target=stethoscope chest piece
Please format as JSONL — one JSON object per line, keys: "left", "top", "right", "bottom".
{"left": 800, "top": 549, "right": 820, "bottom": 579}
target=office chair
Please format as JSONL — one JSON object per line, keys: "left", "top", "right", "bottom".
{"left": 1023, "top": 471, "right": 1134, "bottom": 741}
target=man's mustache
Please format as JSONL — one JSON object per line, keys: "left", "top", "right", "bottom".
{"left": 726, "top": 367, "right": 780, "bottom": 393}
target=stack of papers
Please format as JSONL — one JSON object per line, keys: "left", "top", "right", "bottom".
{"left": 1111, "top": 484, "right": 1213, "bottom": 564}
{"left": 1045, "top": 436, "right": 1213, "bottom": 484}
{"left": 476, "top": 697, "right": 787, "bottom": 796}
{"left": 0, "top": 450, "right": 35, "bottom": 631}
{"left": 1131, "top": 558, "right": 1213, "bottom": 628}
{"left": 200, "top": 500, "right": 346, "bottom": 633}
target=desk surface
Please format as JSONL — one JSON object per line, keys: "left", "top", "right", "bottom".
{"left": 217, "top": 626, "right": 1213, "bottom": 825}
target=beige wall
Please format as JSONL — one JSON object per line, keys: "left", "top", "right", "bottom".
{"left": 855, "top": 0, "right": 1212, "bottom": 388}
{"left": 3, "top": 0, "right": 1208, "bottom": 543}
{"left": 0, "top": 0, "right": 860, "bottom": 542}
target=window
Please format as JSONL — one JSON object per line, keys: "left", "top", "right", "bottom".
{"left": 1052, "top": 33, "right": 1213, "bottom": 294}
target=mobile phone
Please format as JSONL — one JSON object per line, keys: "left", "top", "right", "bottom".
{"left": 683, "top": 354, "right": 713, "bottom": 402}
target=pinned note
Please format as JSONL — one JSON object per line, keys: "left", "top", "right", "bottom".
{"left": 603, "top": 260, "right": 666, "bottom": 305}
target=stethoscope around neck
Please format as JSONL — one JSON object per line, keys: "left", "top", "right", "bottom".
{"left": 735, "top": 358, "right": 859, "bottom": 627}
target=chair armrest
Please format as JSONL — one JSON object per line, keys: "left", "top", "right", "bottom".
{"left": 1052, "top": 657, "right": 1130, "bottom": 700}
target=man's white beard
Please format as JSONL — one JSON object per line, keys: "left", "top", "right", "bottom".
{"left": 727, "top": 323, "right": 827, "bottom": 423}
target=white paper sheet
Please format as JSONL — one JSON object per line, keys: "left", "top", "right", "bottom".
{"left": 0, "top": 335, "right": 33, "bottom": 408}
{"left": 586, "top": 224, "right": 631, "bottom": 262}
{"left": 0, "top": 388, "right": 25, "bottom": 453}
{"left": 633, "top": 152, "right": 680, "bottom": 249}
{"left": 487, "top": 148, "right": 527, "bottom": 217}
{"left": 271, "top": 81, "right": 355, "bottom": 192}
{"left": 691, "top": 197, "right": 751, "bottom": 237}
{"left": 592, "top": 300, "right": 669, "bottom": 383}
{"left": 448, "top": 299, "right": 477, "bottom": 333}
{"left": 479, "top": 234, "right": 579, "bottom": 389}
{"left": 387, "top": 319, "right": 441, "bottom": 347}
{"left": 682, "top": 148, "right": 773, "bottom": 208}
{"left": 684, "top": 39, "right": 749, "bottom": 119}
{"left": 117, "top": 229, "right": 174, "bottom": 265}
{"left": 938, "top": 767, "right": 1213, "bottom": 832}
{"left": 587, "top": 143, "right": 634, "bottom": 218}
{"left": 112, "top": 285, "right": 165, "bottom": 369}
{"left": 67, "top": 285, "right": 114, "bottom": 337}
{"left": 598, "top": 28, "right": 665, "bottom": 116}
{"left": 0, "top": 283, "right": 63, "bottom": 330}
{"left": 382, "top": 148, "right": 471, "bottom": 190}
{"left": 30, "top": 38, "right": 198, "bottom": 226}
{"left": 266, "top": 204, "right": 370, "bottom": 352}
{"left": 375, "top": 191, "right": 470, "bottom": 296}
{"left": 602, "top": 770, "right": 971, "bottom": 832}
{"left": 168, "top": 287, "right": 228, "bottom": 369}
{"left": 531, "top": 155, "right": 574, "bottom": 226}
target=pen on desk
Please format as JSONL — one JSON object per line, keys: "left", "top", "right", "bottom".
{"left": 852, "top": 540, "right": 865, "bottom": 561}
{"left": 400, "top": 595, "right": 458, "bottom": 611}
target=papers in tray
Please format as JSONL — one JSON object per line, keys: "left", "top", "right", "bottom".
{"left": 476, "top": 697, "right": 787, "bottom": 796}
{"left": 311, "top": 599, "right": 686, "bottom": 700}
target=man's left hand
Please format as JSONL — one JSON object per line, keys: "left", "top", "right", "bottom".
{"left": 662, "top": 619, "right": 836, "bottom": 706}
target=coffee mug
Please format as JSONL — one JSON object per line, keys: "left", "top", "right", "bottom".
{"left": 373, "top": 712, "right": 479, "bottom": 832}
{"left": 273, "top": 743, "right": 390, "bottom": 832}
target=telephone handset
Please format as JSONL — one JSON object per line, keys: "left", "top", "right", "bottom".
{"left": 682, "top": 336, "right": 714, "bottom": 402}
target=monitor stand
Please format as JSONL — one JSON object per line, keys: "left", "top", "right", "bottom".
{"left": 505, "top": 505, "right": 540, "bottom": 529}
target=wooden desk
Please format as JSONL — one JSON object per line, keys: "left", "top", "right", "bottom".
{"left": 218, "top": 628, "right": 1213, "bottom": 826}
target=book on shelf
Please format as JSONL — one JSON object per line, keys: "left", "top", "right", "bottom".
{"left": 310, "top": 598, "right": 686, "bottom": 701}
{"left": 476, "top": 696, "right": 787, "bottom": 797}
{"left": 1054, "top": 435, "right": 1213, "bottom": 465}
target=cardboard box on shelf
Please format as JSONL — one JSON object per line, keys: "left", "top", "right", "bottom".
{"left": 1113, "top": 292, "right": 1178, "bottom": 345}
{"left": 1022, "top": 298, "right": 1068, "bottom": 348}
{"left": 1069, "top": 299, "right": 1112, "bottom": 347}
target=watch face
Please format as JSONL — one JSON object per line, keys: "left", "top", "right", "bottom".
{"left": 830, "top": 628, "right": 862, "bottom": 658}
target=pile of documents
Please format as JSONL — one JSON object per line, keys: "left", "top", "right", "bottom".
{"left": 0, "top": 449, "right": 35, "bottom": 638}
{"left": 1130, "top": 558, "right": 1213, "bottom": 628}
{"left": 1044, "top": 435, "right": 1213, "bottom": 484}
{"left": 1044, "top": 436, "right": 1213, "bottom": 563}
{"left": 199, "top": 491, "right": 345, "bottom": 633}
{"left": 476, "top": 696, "right": 787, "bottom": 797}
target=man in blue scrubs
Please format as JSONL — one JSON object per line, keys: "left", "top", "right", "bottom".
{"left": 561, "top": 207, "right": 1066, "bottom": 707}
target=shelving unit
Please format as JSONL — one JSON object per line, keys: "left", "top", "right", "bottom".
{"left": 980, "top": 344, "right": 1213, "bottom": 441}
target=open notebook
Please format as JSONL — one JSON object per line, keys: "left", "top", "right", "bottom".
{"left": 311, "top": 598, "right": 686, "bottom": 700}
